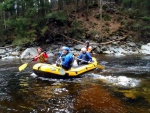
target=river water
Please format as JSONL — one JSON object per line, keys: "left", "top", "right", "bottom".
{"left": 0, "top": 55, "right": 150, "bottom": 113}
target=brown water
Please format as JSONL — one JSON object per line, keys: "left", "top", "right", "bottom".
{"left": 0, "top": 55, "right": 149, "bottom": 113}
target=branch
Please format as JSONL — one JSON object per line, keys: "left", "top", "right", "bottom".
{"left": 49, "top": 29, "right": 85, "bottom": 44}
{"left": 99, "top": 36, "right": 127, "bottom": 45}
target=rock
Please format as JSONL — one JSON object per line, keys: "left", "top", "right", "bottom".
{"left": 74, "top": 44, "right": 85, "bottom": 51}
{"left": 90, "top": 43, "right": 99, "bottom": 49}
{"left": 20, "top": 47, "right": 38, "bottom": 59}
{"left": 47, "top": 52, "right": 54, "bottom": 57}
{"left": 103, "top": 50, "right": 114, "bottom": 54}
{"left": 127, "top": 42, "right": 136, "bottom": 47}
{"left": 51, "top": 45, "right": 59, "bottom": 49}
{"left": 94, "top": 47, "right": 102, "bottom": 54}
{"left": 70, "top": 48, "right": 74, "bottom": 51}
{"left": 140, "top": 44, "right": 150, "bottom": 54}
{"left": 2, "top": 56, "right": 20, "bottom": 60}
{"left": 10, "top": 51, "right": 20, "bottom": 56}
{"left": 147, "top": 43, "right": 150, "bottom": 46}
{"left": 0, "top": 49, "right": 6, "bottom": 54}
{"left": 112, "top": 41, "right": 118, "bottom": 45}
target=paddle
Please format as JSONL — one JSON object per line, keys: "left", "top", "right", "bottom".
{"left": 18, "top": 60, "right": 33, "bottom": 71}
{"left": 76, "top": 58, "right": 105, "bottom": 70}
{"left": 19, "top": 50, "right": 47, "bottom": 72}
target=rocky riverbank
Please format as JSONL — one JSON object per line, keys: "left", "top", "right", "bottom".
{"left": 0, "top": 41, "right": 150, "bottom": 60}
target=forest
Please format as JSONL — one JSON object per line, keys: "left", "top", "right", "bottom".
{"left": 0, "top": 0, "right": 150, "bottom": 46}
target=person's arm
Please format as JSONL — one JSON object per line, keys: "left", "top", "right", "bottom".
{"left": 33, "top": 55, "right": 39, "bottom": 62}
{"left": 77, "top": 54, "right": 82, "bottom": 59}
{"left": 86, "top": 52, "right": 92, "bottom": 62}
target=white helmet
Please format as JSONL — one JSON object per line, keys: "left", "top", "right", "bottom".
{"left": 81, "top": 48, "right": 86, "bottom": 52}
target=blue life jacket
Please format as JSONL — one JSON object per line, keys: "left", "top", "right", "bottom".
{"left": 59, "top": 52, "right": 73, "bottom": 69}
{"left": 77, "top": 52, "right": 92, "bottom": 62}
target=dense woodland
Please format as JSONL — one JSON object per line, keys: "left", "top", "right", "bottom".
{"left": 0, "top": 0, "right": 150, "bottom": 46}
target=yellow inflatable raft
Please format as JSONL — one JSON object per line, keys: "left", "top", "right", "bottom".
{"left": 33, "top": 57, "right": 98, "bottom": 78}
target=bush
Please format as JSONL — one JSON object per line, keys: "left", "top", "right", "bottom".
{"left": 46, "top": 11, "right": 68, "bottom": 23}
{"left": 105, "top": 27, "right": 110, "bottom": 33}
{"left": 89, "top": 30, "right": 99, "bottom": 36}
{"left": 141, "top": 16, "right": 150, "bottom": 22}
{"left": 103, "top": 14, "right": 111, "bottom": 21}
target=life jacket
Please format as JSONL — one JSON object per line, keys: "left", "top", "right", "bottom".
{"left": 39, "top": 52, "right": 47, "bottom": 63}
{"left": 81, "top": 52, "right": 89, "bottom": 61}
{"left": 61, "top": 53, "right": 73, "bottom": 68}
{"left": 86, "top": 46, "right": 92, "bottom": 53}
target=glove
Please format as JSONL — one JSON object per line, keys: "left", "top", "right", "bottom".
{"left": 88, "top": 61, "right": 91, "bottom": 63}
{"left": 56, "top": 63, "right": 61, "bottom": 67}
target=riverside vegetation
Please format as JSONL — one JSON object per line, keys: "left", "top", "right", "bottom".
{"left": 0, "top": 0, "right": 150, "bottom": 56}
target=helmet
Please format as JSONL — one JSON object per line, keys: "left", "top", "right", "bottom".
{"left": 63, "top": 47, "right": 70, "bottom": 51}
{"left": 81, "top": 48, "right": 86, "bottom": 52}
{"left": 85, "top": 41, "right": 89, "bottom": 44}
{"left": 61, "top": 46, "right": 66, "bottom": 50}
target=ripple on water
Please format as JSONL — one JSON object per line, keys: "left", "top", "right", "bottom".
{"left": 91, "top": 74, "right": 141, "bottom": 88}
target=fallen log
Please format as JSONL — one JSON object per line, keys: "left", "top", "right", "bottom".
{"left": 49, "top": 29, "right": 128, "bottom": 46}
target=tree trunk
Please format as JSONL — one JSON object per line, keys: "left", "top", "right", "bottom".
{"left": 85, "top": 0, "right": 89, "bottom": 21}
{"left": 58, "top": 0, "right": 63, "bottom": 10}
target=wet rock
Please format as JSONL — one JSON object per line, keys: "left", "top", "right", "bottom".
{"left": 51, "top": 45, "right": 59, "bottom": 49}
{"left": 47, "top": 51, "right": 54, "bottom": 57}
{"left": 10, "top": 51, "right": 20, "bottom": 56}
{"left": 74, "top": 44, "right": 85, "bottom": 51}
{"left": 101, "top": 45, "right": 107, "bottom": 51}
{"left": 103, "top": 50, "right": 114, "bottom": 54}
{"left": 140, "top": 43, "right": 150, "bottom": 54}
{"left": 20, "top": 47, "right": 38, "bottom": 59}
{"left": 0, "top": 49, "right": 6, "bottom": 54}
{"left": 94, "top": 47, "right": 102, "bottom": 54}
{"left": 127, "top": 42, "right": 136, "bottom": 47}
{"left": 2, "top": 56, "right": 20, "bottom": 60}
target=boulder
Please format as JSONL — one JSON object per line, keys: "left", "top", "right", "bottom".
{"left": 0, "top": 49, "right": 6, "bottom": 54}
{"left": 74, "top": 44, "right": 84, "bottom": 51}
{"left": 10, "top": 51, "right": 20, "bottom": 56}
{"left": 103, "top": 50, "right": 114, "bottom": 54}
{"left": 20, "top": 48, "right": 38, "bottom": 59}
{"left": 94, "top": 47, "right": 102, "bottom": 54}
{"left": 2, "top": 56, "right": 20, "bottom": 60}
{"left": 127, "top": 42, "right": 136, "bottom": 47}
{"left": 140, "top": 44, "right": 150, "bottom": 54}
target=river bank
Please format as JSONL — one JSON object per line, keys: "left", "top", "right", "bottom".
{"left": 0, "top": 41, "right": 150, "bottom": 60}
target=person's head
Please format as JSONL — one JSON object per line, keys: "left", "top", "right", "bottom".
{"left": 61, "top": 46, "right": 66, "bottom": 50}
{"left": 85, "top": 41, "right": 89, "bottom": 47}
{"left": 37, "top": 47, "right": 42, "bottom": 54}
{"left": 81, "top": 47, "right": 86, "bottom": 53}
{"left": 62, "top": 47, "right": 70, "bottom": 55}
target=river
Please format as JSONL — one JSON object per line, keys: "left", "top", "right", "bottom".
{"left": 0, "top": 55, "right": 150, "bottom": 113}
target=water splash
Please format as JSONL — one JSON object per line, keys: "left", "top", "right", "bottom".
{"left": 91, "top": 74, "right": 140, "bottom": 88}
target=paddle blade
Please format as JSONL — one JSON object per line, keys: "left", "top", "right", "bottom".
{"left": 19, "top": 63, "right": 28, "bottom": 71}
{"left": 97, "top": 65, "right": 105, "bottom": 70}
{"left": 59, "top": 68, "right": 65, "bottom": 75}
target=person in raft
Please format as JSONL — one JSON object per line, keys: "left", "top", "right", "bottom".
{"left": 56, "top": 47, "right": 73, "bottom": 70}
{"left": 85, "top": 40, "right": 93, "bottom": 54}
{"left": 32, "top": 47, "right": 48, "bottom": 63}
{"left": 77, "top": 47, "right": 92, "bottom": 65}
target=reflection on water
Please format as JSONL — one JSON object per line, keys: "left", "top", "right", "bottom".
{"left": 0, "top": 55, "right": 150, "bottom": 113}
